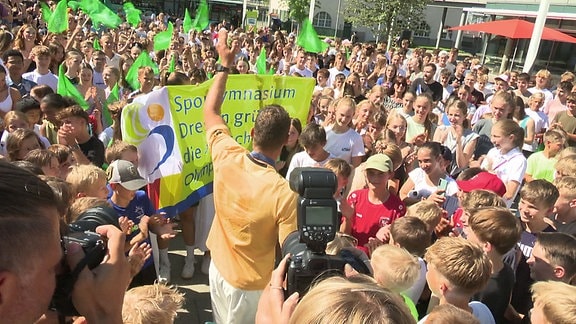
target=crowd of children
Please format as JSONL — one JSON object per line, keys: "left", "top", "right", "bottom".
{"left": 0, "top": 0, "right": 576, "bottom": 323}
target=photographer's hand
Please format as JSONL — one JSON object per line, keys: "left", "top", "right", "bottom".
{"left": 66, "top": 225, "right": 130, "bottom": 324}
{"left": 255, "top": 254, "right": 299, "bottom": 324}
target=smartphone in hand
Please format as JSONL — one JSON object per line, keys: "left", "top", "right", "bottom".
{"left": 437, "top": 178, "right": 448, "bottom": 196}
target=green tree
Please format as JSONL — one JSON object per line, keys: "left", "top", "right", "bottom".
{"left": 284, "top": 0, "right": 321, "bottom": 24}
{"left": 344, "top": 0, "right": 431, "bottom": 44}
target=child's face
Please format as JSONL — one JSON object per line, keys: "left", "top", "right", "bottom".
{"left": 387, "top": 117, "right": 407, "bottom": 139}
{"left": 365, "top": 169, "right": 392, "bottom": 189}
{"left": 526, "top": 242, "right": 555, "bottom": 281}
{"left": 402, "top": 93, "right": 414, "bottom": 110}
{"left": 334, "top": 78, "right": 344, "bottom": 89}
{"left": 334, "top": 104, "right": 354, "bottom": 128}
{"left": 113, "top": 183, "right": 137, "bottom": 201}
{"left": 336, "top": 174, "right": 348, "bottom": 194}
{"left": 60, "top": 116, "right": 86, "bottom": 137}
{"left": 16, "top": 136, "right": 41, "bottom": 160}
{"left": 318, "top": 98, "right": 330, "bottom": 116}
{"left": 316, "top": 74, "right": 326, "bottom": 86}
{"left": 447, "top": 106, "right": 464, "bottom": 126}
{"left": 490, "top": 127, "right": 515, "bottom": 152}
{"left": 25, "top": 109, "right": 42, "bottom": 126}
{"left": 425, "top": 263, "right": 444, "bottom": 297}
{"left": 355, "top": 103, "right": 371, "bottom": 123}
{"left": 287, "top": 125, "right": 300, "bottom": 147}
{"left": 35, "top": 54, "right": 51, "bottom": 69}
{"left": 553, "top": 189, "right": 574, "bottom": 217}
{"left": 417, "top": 148, "right": 440, "bottom": 175}
{"left": 547, "top": 140, "right": 564, "bottom": 156}
{"left": 84, "top": 177, "right": 109, "bottom": 200}
{"left": 41, "top": 103, "right": 59, "bottom": 123}
{"left": 8, "top": 118, "right": 28, "bottom": 133}
{"left": 41, "top": 157, "right": 60, "bottom": 177}
{"left": 304, "top": 144, "right": 326, "bottom": 162}
{"left": 463, "top": 227, "right": 485, "bottom": 252}
{"left": 518, "top": 198, "right": 552, "bottom": 224}
{"left": 529, "top": 97, "right": 544, "bottom": 111}
{"left": 456, "top": 89, "right": 469, "bottom": 102}
{"left": 413, "top": 97, "right": 431, "bottom": 120}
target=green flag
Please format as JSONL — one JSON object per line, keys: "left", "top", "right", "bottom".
{"left": 68, "top": 0, "right": 80, "bottom": 11}
{"left": 183, "top": 8, "right": 193, "bottom": 34}
{"left": 106, "top": 83, "right": 120, "bottom": 105}
{"left": 296, "top": 19, "right": 328, "bottom": 54}
{"left": 346, "top": 47, "right": 351, "bottom": 60}
{"left": 93, "top": 38, "right": 101, "bottom": 50}
{"left": 123, "top": 2, "right": 142, "bottom": 28}
{"left": 154, "top": 21, "right": 174, "bottom": 52}
{"left": 168, "top": 56, "right": 176, "bottom": 73}
{"left": 192, "top": 0, "right": 209, "bottom": 32}
{"left": 47, "top": 0, "right": 69, "bottom": 34}
{"left": 101, "top": 83, "right": 119, "bottom": 127}
{"left": 40, "top": 2, "right": 52, "bottom": 24}
{"left": 73, "top": 0, "right": 122, "bottom": 29}
{"left": 125, "top": 52, "right": 159, "bottom": 90}
{"left": 256, "top": 48, "right": 267, "bottom": 75}
{"left": 57, "top": 64, "right": 89, "bottom": 110}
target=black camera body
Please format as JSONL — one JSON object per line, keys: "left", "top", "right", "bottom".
{"left": 283, "top": 168, "right": 345, "bottom": 296}
{"left": 50, "top": 207, "right": 118, "bottom": 316}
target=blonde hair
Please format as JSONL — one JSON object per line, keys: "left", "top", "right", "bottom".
{"left": 66, "top": 164, "right": 107, "bottom": 195}
{"left": 122, "top": 284, "right": 184, "bottom": 324}
{"left": 371, "top": 245, "right": 420, "bottom": 293}
{"left": 3, "top": 110, "right": 27, "bottom": 127}
{"left": 406, "top": 201, "right": 442, "bottom": 232}
{"left": 105, "top": 140, "right": 138, "bottom": 164}
{"left": 554, "top": 176, "right": 576, "bottom": 200}
{"left": 424, "top": 237, "right": 492, "bottom": 294}
{"left": 460, "top": 189, "right": 506, "bottom": 212}
{"left": 531, "top": 281, "right": 576, "bottom": 324}
{"left": 31, "top": 45, "right": 51, "bottom": 58}
{"left": 289, "top": 277, "right": 416, "bottom": 324}
{"left": 69, "top": 197, "right": 111, "bottom": 223}
{"left": 493, "top": 119, "right": 524, "bottom": 149}
{"left": 6, "top": 128, "right": 44, "bottom": 161}
{"left": 555, "top": 155, "right": 576, "bottom": 178}
{"left": 325, "top": 232, "right": 357, "bottom": 255}
{"left": 324, "top": 158, "right": 352, "bottom": 178}
{"left": 426, "top": 304, "right": 480, "bottom": 324}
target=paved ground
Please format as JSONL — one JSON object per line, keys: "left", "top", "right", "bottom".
{"left": 166, "top": 232, "right": 214, "bottom": 324}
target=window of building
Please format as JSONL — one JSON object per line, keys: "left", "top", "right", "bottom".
{"left": 313, "top": 12, "right": 332, "bottom": 28}
{"left": 414, "top": 21, "right": 431, "bottom": 37}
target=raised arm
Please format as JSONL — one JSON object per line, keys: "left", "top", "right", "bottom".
{"left": 203, "top": 29, "right": 237, "bottom": 131}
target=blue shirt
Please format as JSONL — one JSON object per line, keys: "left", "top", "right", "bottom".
{"left": 109, "top": 190, "right": 156, "bottom": 268}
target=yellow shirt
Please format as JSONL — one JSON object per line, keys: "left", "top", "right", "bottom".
{"left": 206, "top": 124, "right": 297, "bottom": 290}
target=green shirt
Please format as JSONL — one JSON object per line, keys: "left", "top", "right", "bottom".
{"left": 526, "top": 151, "right": 557, "bottom": 182}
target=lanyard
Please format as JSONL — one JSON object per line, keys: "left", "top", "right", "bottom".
{"left": 250, "top": 151, "right": 275, "bottom": 167}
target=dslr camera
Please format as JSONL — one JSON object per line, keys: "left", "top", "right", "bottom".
{"left": 282, "top": 168, "right": 348, "bottom": 296}
{"left": 50, "top": 207, "right": 119, "bottom": 316}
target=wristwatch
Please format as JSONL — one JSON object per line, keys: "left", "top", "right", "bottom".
{"left": 215, "top": 64, "right": 231, "bottom": 73}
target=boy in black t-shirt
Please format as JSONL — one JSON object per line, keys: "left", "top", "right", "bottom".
{"left": 57, "top": 105, "right": 105, "bottom": 167}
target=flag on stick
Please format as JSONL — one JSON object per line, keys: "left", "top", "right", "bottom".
{"left": 296, "top": 19, "right": 328, "bottom": 53}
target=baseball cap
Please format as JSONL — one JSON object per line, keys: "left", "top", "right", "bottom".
{"left": 494, "top": 74, "right": 509, "bottom": 84}
{"left": 107, "top": 160, "right": 147, "bottom": 191}
{"left": 456, "top": 172, "right": 506, "bottom": 196}
{"left": 364, "top": 154, "right": 393, "bottom": 173}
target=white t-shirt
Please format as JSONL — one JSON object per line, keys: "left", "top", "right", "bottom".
{"left": 285, "top": 150, "right": 335, "bottom": 180}
{"left": 481, "top": 147, "right": 527, "bottom": 207}
{"left": 23, "top": 70, "right": 58, "bottom": 92}
{"left": 324, "top": 126, "right": 364, "bottom": 164}
{"left": 403, "top": 257, "right": 427, "bottom": 303}
{"left": 289, "top": 65, "right": 313, "bottom": 78}
{"left": 98, "top": 126, "right": 114, "bottom": 148}
{"left": 408, "top": 168, "right": 459, "bottom": 216}
{"left": 525, "top": 108, "right": 548, "bottom": 133}
{"left": 418, "top": 301, "right": 495, "bottom": 324}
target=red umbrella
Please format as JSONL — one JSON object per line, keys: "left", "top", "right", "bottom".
{"left": 449, "top": 19, "right": 576, "bottom": 43}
